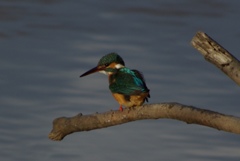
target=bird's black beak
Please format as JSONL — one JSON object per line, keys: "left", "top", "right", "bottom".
{"left": 80, "top": 66, "right": 105, "bottom": 77}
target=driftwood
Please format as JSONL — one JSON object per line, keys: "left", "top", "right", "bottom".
{"left": 191, "top": 31, "right": 240, "bottom": 85}
{"left": 49, "top": 103, "right": 240, "bottom": 141}
{"left": 49, "top": 31, "right": 240, "bottom": 141}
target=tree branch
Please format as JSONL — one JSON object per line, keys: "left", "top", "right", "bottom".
{"left": 191, "top": 31, "right": 240, "bottom": 85}
{"left": 49, "top": 103, "right": 240, "bottom": 141}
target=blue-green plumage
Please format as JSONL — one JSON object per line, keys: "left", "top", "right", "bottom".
{"left": 98, "top": 53, "right": 125, "bottom": 66}
{"left": 109, "top": 67, "right": 150, "bottom": 101}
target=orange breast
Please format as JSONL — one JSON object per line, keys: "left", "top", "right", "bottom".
{"left": 112, "top": 92, "right": 149, "bottom": 108}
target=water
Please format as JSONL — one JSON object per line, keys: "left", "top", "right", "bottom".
{"left": 1, "top": 0, "right": 240, "bottom": 161}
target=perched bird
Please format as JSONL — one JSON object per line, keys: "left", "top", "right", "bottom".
{"left": 80, "top": 52, "right": 150, "bottom": 111}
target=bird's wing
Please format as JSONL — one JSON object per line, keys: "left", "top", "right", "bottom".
{"left": 109, "top": 69, "right": 149, "bottom": 95}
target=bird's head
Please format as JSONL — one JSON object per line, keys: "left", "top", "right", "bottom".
{"left": 80, "top": 52, "right": 125, "bottom": 77}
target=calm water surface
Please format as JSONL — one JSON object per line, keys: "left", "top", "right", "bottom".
{"left": 1, "top": 0, "right": 240, "bottom": 161}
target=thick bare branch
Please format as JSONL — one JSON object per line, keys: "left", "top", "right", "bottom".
{"left": 191, "top": 31, "right": 240, "bottom": 85}
{"left": 49, "top": 103, "right": 240, "bottom": 141}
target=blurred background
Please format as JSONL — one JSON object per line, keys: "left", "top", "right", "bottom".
{"left": 0, "top": 0, "right": 240, "bottom": 161}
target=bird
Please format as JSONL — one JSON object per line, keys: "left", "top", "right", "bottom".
{"left": 80, "top": 52, "right": 150, "bottom": 111}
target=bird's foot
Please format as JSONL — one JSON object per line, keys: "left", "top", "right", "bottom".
{"left": 119, "top": 105, "right": 123, "bottom": 111}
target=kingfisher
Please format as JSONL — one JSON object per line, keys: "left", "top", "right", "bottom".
{"left": 80, "top": 52, "right": 150, "bottom": 111}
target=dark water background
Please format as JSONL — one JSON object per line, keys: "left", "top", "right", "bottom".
{"left": 1, "top": 0, "right": 240, "bottom": 161}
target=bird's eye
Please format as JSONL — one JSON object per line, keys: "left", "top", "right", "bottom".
{"left": 105, "top": 63, "right": 109, "bottom": 67}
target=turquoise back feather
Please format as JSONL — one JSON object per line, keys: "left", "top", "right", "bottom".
{"left": 109, "top": 67, "right": 149, "bottom": 95}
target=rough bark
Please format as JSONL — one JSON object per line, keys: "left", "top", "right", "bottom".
{"left": 49, "top": 103, "right": 240, "bottom": 141}
{"left": 191, "top": 31, "right": 240, "bottom": 85}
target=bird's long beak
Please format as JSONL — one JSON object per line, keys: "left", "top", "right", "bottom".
{"left": 80, "top": 65, "right": 105, "bottom": 77}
